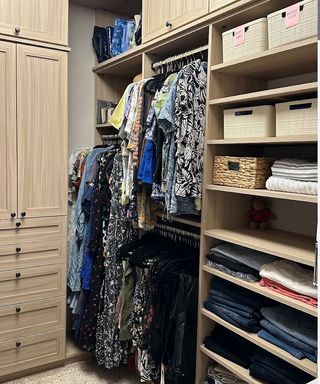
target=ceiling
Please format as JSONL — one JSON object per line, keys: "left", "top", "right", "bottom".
{"left": 70, "top": 0, "right": 141, "bottom": 16}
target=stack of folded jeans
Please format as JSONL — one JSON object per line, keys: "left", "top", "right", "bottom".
{"left": 258, "top": 304, "right": 317, "bottom": 362}
{"left": 204, "top": 325, "right": 255, "bottom": 368}
{"left": 207, "top": 364, "right": 247, "bottom": 384}
{"left": 260, "top": 259, "right": 317, "bottom": 307}
{"left": 250, "top": 349, "right": 314, "bottom": 384}
{"left": 207, "top": 242, "right": 278, "bottom": 282}
{"left": 204, "top": 278, "right": 272, "bottom": 333}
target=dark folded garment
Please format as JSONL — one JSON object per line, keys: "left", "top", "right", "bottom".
{"left": 204, "top": 325, "right": 255, "bottom": 368}
{"left": 207, "top": 253, "right": 260, "bottom": 277}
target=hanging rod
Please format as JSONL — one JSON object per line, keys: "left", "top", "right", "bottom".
{"left": 101, "top": 134, "right": 121, "bottom": 139}
{"left": 155, "top": 223, "right": 200, "bottom": 240}
{"left": 152, "top": 45, "right": 208, "bottom": 70}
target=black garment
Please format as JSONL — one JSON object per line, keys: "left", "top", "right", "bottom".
{"left": 153, "top": 123, "right": 164, "bottom": 185}
{"left": 92, "top": 26, "right": 113, "bottom": 62}
{"left": 206, "top": 253, "right": 260, "bottom": 277}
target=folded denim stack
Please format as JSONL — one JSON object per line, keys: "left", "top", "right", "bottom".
{"left": 207, "top": 242, "right": 278, "bottom": 282}
{"left": 258, "top": 304, "right": 317, "bottom": 362}
{"left": 207, "top": 364, "right": 247, "bottom": 384}
{"left": 249, "top": 349, "right": 314, "bottom": 384}
{"left": 204, "top": 325, "right": 255, "bottom": 368}
{"left": 260, "top": 259, "right": 317, "bottom": 307}
{"left": 266, "top": 158, "right": 318, "bottom": 195}
{"left": 204, "top": 278, "right": 272, "bottom": 333}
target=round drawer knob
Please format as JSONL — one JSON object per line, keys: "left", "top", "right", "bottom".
{"left": 16, "top": 247, "right": 21, "bottom": 253}
{"left": 15, "top": 26, "right": 21, "bottom": 34}
{"left": 16, "top": 272, "right": 21, "bottom": 278}
{"left": 16, "top": 222, "right": 21, "bottom": 228}
{"left": 166, "top": 20, "right": 172, "bottom": 27}
{"left": 16, "top": 341, "right": 21, "bottom": 348}
{"left": 16, "top": 307, "right": 21, "bottom": 313}
{"left": 10, "top": 212, "right": 16, "bottom": 218}
{"left": 21, "top": 212, "right": 26, "bottom": 217}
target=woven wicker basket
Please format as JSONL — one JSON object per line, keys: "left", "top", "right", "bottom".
{"left": 222, "top": 18, "right": 268, "bottom": 62}
{"left": 213, "top": 156, "right": 274, "bottom": 189}
{"left": 268, "top": 0, "right": 317, "bottom": 49}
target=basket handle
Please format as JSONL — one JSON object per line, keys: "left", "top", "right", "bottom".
{"left": 228, "top": 161, "right": 240, "bottom": 171}
{"left": 289, "top": 102, "right": 312, "bottom": 110}
{"left": 232, "top": 26, "right": 249, "bottom": 36}
{"left": 282, "top": 4, "right": 304, "bottom": 17}
{"left": 235, "top": 110, "right": 253, "bottom": 116}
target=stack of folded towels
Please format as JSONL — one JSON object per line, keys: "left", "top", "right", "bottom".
{"left": 202, "top": 363, "right": 247, "bottom": 384}
{"left": 258, "top": 304, "right": 317, "bottom": 363}
{"left": 266, "top": 158, "right": 317, "bottom": 195}
{"left": 204, "top": 278, "right": 272, "bottom": 332}
{"left": 207, "top": 243, "right": 278, "bottom": 282}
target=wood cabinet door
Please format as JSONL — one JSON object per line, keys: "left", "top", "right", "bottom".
{"left": 142, "top": 0, "right": 170, "bottom": 43}
{"left": 209, "top": 0, "right": 240, "bottom": 12}
{"left": 169, "top": 0, "right": 209, "bottom": 30}
{"left": 0, "top": 0, "right": 68, "bottom": 46}
{"left": 17, "top": 45, "right": 67, "bottom": 219}
{"left": 0, "top": 41, "right": 17, "bottom": 221}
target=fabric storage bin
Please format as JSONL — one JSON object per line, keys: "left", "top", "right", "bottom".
{"left": 276, "top": 98, "right": 317, "bottom": 136}
{"left": 268, "top": 0, "right": 317, "bottom": 49}
{"left": 224, "top": 105, "right": 275, "bottom": 139}
{"left": 222, "top": 18, "right": 268, "bottom": 62}
{"left": 213, "top": 156, "right": 274, "bottom": 189}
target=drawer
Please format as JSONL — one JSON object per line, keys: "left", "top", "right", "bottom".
{"left": 0, "top": 264, "right": 66, "bottom": 306}
{"left": 0, "top": 329, "right": 65, "bottom": 377}
{"left": 0, "top": 240, "right": 66, "bottom": 271}
{"left": 0, "top": 217, "right": 66, "bottom": 245}
{"left": 0, "top": 297, "right": 65, "bottom": 342}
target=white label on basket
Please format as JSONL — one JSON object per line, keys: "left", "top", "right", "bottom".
{"left": 285, "top": 3, "right": 300, "bottom": 28}
{"left": 234, "top": 26, "right": 245, "bottom": 46}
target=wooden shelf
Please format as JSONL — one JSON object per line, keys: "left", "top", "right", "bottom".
{"left": 209, "top": 82, "right": 318, "bottom": 107}
{"left": 206, "top": 185, "right": 317, "bottom": 204}
{"left": 204, "top": 228, "right": 315, "bottom": 266}
{"left": 201, "top": 309, "right": 317, "bottom": 376}
{"left": 96, "top": 123, "right": 114, "bottom": 129}
{"left": 199, "top": 345, "right": 263, "bottom": 384}
{"left": 211, "top": 37, "right": 317, "bottom": 79}
{"left": 207, "top": 135, "right": 317, "bottom": 145}
{"left": 202, "top": 265, "right": 317, "bottom": 317}
{"left": 157, "top": 214, "right": 201, "bottom": 228}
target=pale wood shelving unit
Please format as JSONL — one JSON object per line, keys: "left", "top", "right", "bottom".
{"left": 196, "top": 0, "right": 318, "bottom": 382}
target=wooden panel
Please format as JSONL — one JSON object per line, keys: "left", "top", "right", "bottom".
{"left": 210, "top": 0, "right": 240, "bottom": 12}
{"left": 142, "top": 0, "right": 170, "bottom": 43}
{"left": 0, "top": 329, "right": 65, "bottom": 377}
{"left": 0, "top": 240, "right": 66, "bottom": 271}
{"left": 0, "top": 0, "right": 20, "bottom": 38}
{"left": 0, "top": 297, "right": 65, "bottom": 342}
{"left": 72, "top": 0, "right": 142, "bottom": 16}
{"left": 0, "top": 41, "right": 17, "bottom": 221}
{"left": 0, "top": 264, "right": 66, "bottom": 306}
{"left": 169, "top": 0, "right": 209, "bottom": 30}
{"left": 17, "top": 45, "right": 67, "bottom": 218}
{"left": 0, "top": 217, "right": 66, "bottom": 245}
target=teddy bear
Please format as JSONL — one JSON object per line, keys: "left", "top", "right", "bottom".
{"left": 249, "top": 199, "right": 272, "bottom": 229}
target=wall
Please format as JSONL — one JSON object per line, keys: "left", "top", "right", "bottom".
{"left": 68, "top": 3, "right": 95, "bottom": 155}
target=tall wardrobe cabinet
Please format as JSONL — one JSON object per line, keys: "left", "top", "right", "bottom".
{"left": 0, "top": 2, "right": 68, "bottom": 380}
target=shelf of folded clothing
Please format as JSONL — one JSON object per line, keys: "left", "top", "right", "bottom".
{"left": 201, "top": 308, "right": 317, "bottom": 376}
{"left": 202, "top": 265, "right": 317, "bottom": 317}
{"left": 209, "top": 82, "right": 318, "bottom": 107}
{"left": 199, "top": 345, "right": 263, "bottom": 384}
{"left": 157, "top": 214, "right": 201, "bottom": 228}
{"left": 206, "top": 185, "right": 317, "bottom": 204}
{"left": 210, "top": 37, "right": 317, "bottom": 79}
{"left": 204, "top": 228, "right": 315, "bottom": 266}
{"left": 206, "top": 135, "right": 317, "bottom": 145}
{"left": 92, "top": 46, "right": 143, "bottom": 77}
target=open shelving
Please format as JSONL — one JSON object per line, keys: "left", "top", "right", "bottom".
{"left": 207, "top": 135, "right": 317, "bottom": 145}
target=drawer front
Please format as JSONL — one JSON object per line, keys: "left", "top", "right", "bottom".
{"left": 0, "top": 264, "right": 66, "bottom": 306}
{"left": 0, "top": 217, "right": 66, "bottom": 245}
{"left": 0, "top": 240, "right": 66, "bottom": 271}
{"left": 0, "top": 329, "right": 65, "bottom": 377}
{"left": 0, "top": 297, "right": 65, "bottom": 342}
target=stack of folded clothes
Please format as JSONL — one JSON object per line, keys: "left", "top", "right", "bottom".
{"left": 204, "top": 278, "right": 272, "bottom": 332}
{"left": 250, "top": 349, "right": 314, "bottom": 384}
{"left": 205, "top": 363, "right": 247, "bottom": 384}
{"left": 207, "top": 242, "right": 278, "bottom": 282}
{"left": 260, "top": 259, "right": 317, "bottom": 307}
{"left": 258, "top": 304, "right": 317, "bottom": 362}
{"left": 266, "top": 158, "right": 317, "bottom": 195}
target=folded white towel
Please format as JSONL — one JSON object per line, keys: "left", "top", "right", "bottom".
{"left": 266, "top": 176, "right": 317, "bottom": 195}
{"left": 260, "top": 259, "right": 317, "bottom": 299}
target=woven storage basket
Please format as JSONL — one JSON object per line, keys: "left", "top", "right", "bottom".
{"left": 224, "top": 105, "right": 275, "bottom": 139}
{"left": 222, "top": 18, "right": 268, "bottom": 62}
{"left": 268, "top": 0, "right": 317, "bottom": 49}
{"left": 276, "top": 98, "right": 317, "bottom": 136}
{"left": 213, "top": 156, "right": 273, "bottom": 189}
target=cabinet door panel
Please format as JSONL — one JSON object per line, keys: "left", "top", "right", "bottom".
{"left": 142, "top": 0, "right": 170, "bottom": 43}
{"left": 0, "top": 1, "right": 20, "bottom": 38}
{"left": 17, "top": 45, "right": 67, "bottom": 218}
{"left": 169, "top": 0, "right": 209, "bottom": 29}
{"left": 0, "top": 42, "right": 17, "bottom": 220}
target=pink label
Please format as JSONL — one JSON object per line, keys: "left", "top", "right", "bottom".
{"left": 234, "top": 26, "right": 245, "bottom": 46}
{"left": 285, "top": 3, "right": 300, "bottom": 28}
